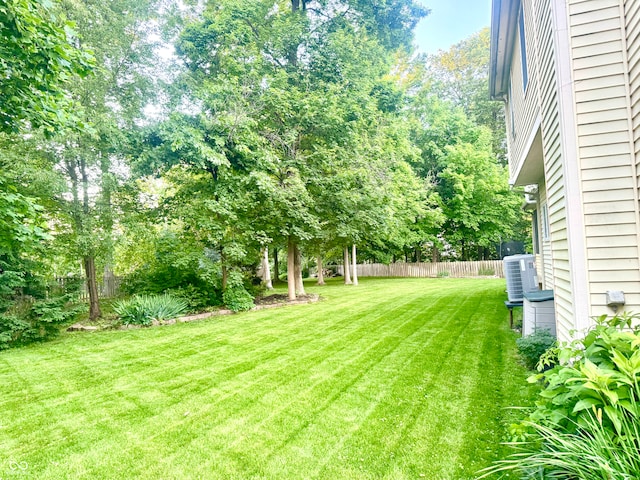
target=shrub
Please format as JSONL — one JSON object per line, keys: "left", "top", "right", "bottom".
{"left": 516, "top": 329, "right": 556, "bottom": 370}
{"left": 528, "top": 313, "right": 640, "bottom": 432}
{"left": 222, "top": 270, "right": 255, "bottom": 312}
{"left": 437, "top": 270, "right": 449, "bottom": 278}
{"left": 480, "top": 313, "right": 640, "bottom": 478}
{"left": 118, "top": 231, "right": 224, "bottom": 311}
{"left": 0, "top": 294, "right": 86, "bottom": 350}
{"left": 114, "top": 294, "right": 188, "bottom": 326}
{"left": 166, "top": 285, "right": 221, "bottom": 313}
{"left": 222, "top": 286, "right": 254, "bottom": 312}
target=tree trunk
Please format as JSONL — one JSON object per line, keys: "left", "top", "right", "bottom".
{"left": 287, "top": 237, "right": 296, "bottom": 300}
{"left": 221, "top": 247, "right": 228, "bottom": 291}
{"left": 261, "top": 247, "right": 273, "bottom": 289}
{"left": 84, "top": 256, "right": 101, "bottom": 320}
{"left": 221, "top": 265, "right": 228, "bottom": 291}
{"left": 273, "top": 247, "right": 281, "bottom": 284}
{"left": 316, "top": 255, "right": 325, "bottom": 286}
{"left": 352, "top": 244, "right": 358, "bottom": 286}
{"left": 294, "top": 243, "right": 305, "bottom": 295}
{"left": 79, "top": 158, "right": 101, "bottom": 320}
{"left": 343, "top": 246, "right": 352, "bottom": 284}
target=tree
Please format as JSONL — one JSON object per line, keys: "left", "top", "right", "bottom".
{"left": 0, "top": 0, "right": 93, "bottom": 134}
{"left": 404, "top": 34, "right": 527, "bottom": 261}
{"left": 437, "top": 135, "right": 522, "bottom": 260}
{"left": 424, "top": 28, "right": 506, "bottom": 162}
{"left": 166, "top": 0, "right": 430, "bottom": 299}
{"left": 49, "top": 0, "right": 161, "bottom": 319}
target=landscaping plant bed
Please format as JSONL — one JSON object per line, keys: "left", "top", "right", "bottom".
{"left": 68, "top": 293, "right": 320, "bottom": 331}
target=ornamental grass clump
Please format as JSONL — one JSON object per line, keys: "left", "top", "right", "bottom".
{"left": 114, "top": 294, "right": 188, "bottom": 326}
{"left": 479, "top": 312, "right": 640, "bottom": 479}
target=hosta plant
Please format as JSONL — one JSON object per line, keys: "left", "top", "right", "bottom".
{"left": 479, "top": 312, "right": 640, "bottom": 479}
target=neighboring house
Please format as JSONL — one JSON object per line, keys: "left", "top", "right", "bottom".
{"left": 489, "top": 0, "right": 640, "bottom": 340}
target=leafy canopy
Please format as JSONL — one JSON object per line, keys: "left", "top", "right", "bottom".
{"left": 0, "top": 0, "right": 93, "bottom": 134}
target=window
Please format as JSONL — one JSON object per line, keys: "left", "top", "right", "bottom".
{"left": 518, "top": 4, "right": 529, "bottom": 92}
{"left": 541, "top": 203, "right": 550, "bottom": 241}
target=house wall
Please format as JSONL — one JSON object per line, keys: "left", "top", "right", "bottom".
{"left": 628, "top": 0, "right": 640, "bottom": 152}
{"left": 567, "top": 0, "right": 640, "bottom": 317}
{"left": 537, "top": 181, "right": 555, "bottom": 291}
{"left": 507, "top": 0, "right": 541, "bottom": 181}
{"left": 529, "top": 0, "right": 590, "bottom": 339}
{"left": 505, "top": 0, "right": 582, "bottom": 339}
{"left": 498, "top": 0, "right": 640, "bottom": 338}
{"left": 625, "top": 0, "right": 640, "bottom": 308}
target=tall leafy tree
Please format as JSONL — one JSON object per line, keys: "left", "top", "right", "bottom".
{"left": 0, "top": 0, "right": 93, "bottom": 338}
{"left": 160, "top": 0, "right": 429, "bottom": 299}
{"left": 424, "top": 28, "right": 506, "bottom": 162}
{"left": 49, "top": 0, "right": 161, "bottom": 319}
{"left": 401, "top": 30, "right": 527, "bottom": 261}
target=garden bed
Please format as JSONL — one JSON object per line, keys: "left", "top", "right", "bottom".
{"left": 67, "top": 293, "right": 320, "bottom": 331}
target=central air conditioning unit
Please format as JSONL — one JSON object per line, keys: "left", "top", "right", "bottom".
{"left": 503, "top": 254, "right": 539, "bottom": 302}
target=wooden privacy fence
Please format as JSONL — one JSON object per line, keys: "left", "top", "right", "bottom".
{"left": 336, "top": 260, "right": 504, "bottom": 278}
{"left": 55, "top": 275, "right": 122, "bottom": 300}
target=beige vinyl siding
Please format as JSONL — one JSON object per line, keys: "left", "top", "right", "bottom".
{"left": 507, "top": 0, "right": 541, "bottom": 182}
{"left": 570, "top": 0, "right": 640, "bottom": 318}
{"left": 530, "top": 0, "right": 575, "bottom": 339}
{"left": 627, "top": 0, "right": 640, "bottom": 179}
{"left": 537, "top": 182, "right": 554, "bottom": 290}
{"left": 625, "top": 0, "right": 640, "bottom": 315}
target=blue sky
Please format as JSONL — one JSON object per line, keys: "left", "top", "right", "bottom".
{"left": 413, "top": 0, "right": 491, "bottom": 54}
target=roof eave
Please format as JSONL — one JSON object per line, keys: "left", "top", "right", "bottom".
{"left": 489, "top": 0, "right": 520, "bottom": 100}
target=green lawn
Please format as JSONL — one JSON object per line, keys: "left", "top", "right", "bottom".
{"left": 0, "top": 278, "right": 533, "bottom": 479}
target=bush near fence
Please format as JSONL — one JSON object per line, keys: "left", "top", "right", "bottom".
{"left": 336, "top": 261, "right": 504, "bottom": 278}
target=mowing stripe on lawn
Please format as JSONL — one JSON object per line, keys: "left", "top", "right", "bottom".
{"left": 0, "top": 278, "right": 534, "bottom": 479}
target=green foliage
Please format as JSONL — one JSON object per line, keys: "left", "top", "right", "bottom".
{"left": 0, "top": 0, "right": 94, "bottom": 134}
{"left": 222, "top": 271, "right": 255, "bottom": 313}
{"left": 483, "top": 313, "right": 640, "bottom": 478}
{"left": 114, "top": 294, "right": 188, "bottom": 326}
{"left": 424, "top": 28, "right": 506, "bottom": 161}
{"left": 119, "top": 230, "right": 223, "bottom": 312}
{"left": 516, "top": 330, "right": 556, "bottom": 371}
{"left": 403, "top": 32, "right": 529, "bottom": 260}
{"left": 527, "top": 313, "right": 640, "bottom": 432}
{"left": 166, "top": 285, "right": 221, "bottom": 313}
{"left": 0, "top": 293, "right": 86, "bottom": 350}
{"left": 481, "top": 411, "right": 640, "bottom": 479}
